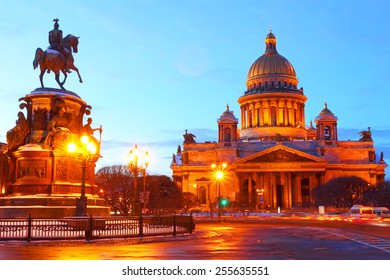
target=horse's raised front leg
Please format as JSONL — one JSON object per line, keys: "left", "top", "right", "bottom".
{"left": 70, "top": 65, "right": 83, "bottom": 83}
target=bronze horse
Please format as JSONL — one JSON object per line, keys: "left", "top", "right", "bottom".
{"left": 33, "top": 34, "right": 83, "bottom": 90}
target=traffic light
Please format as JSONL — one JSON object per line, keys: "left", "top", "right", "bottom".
{"left": 220, "top": 198, "right": 229, "bottom": 207}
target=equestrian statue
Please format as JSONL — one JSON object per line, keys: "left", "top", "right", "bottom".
{"left": 33, "top": 18, "right": 83, "bottom": 90}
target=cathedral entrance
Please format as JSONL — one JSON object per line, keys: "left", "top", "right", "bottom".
{"left": 276, "top": 185, "right": 283, "bottom": 208}
{"left": 242, "top": 179, "right": 257, "bottom": 208}
{"left": 301, "top": 178, "right": 310, "bottom": 207}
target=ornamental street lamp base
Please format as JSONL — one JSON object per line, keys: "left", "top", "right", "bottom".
{"left": 75, "top": 197, "right": 88, "bottom": 216}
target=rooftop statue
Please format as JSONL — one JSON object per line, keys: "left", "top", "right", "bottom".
{"left": 183, "top": 129, "right": 196, "bottom": 144}
{"left": 359, "top": 127, "right": 373, "bottom": 142}
{"left": 33, "top": 18, "right": 83, "bottom": 90}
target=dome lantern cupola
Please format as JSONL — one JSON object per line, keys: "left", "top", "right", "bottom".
{"left": 245, "top": 31, "right": 300, "bottom": 94}
{"left": 265, "top": 30, "right": 277, "bottom": 54}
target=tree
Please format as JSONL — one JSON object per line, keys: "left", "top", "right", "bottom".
{"left": 146, "top": 175, "right": 183, "bottom": 214}
{"left": 182, "top": 192, "right": 199, "bottom": 212}
{"left": 96, "top": 166, "right": 185, "bottom": 215}
{"left": 312, "top": 176, "right": 369, "bottom": 209}
{"left": 364, "top": 181, "right": 390, "bottom": 208}
{"left": 95, "top": 165, "right": 135, "bottom": 215}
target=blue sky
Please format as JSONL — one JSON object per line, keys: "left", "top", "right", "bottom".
{"left": 0, "top": 0, "right": 389, "bottom": 176}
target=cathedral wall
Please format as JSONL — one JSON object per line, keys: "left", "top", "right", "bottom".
{"left": 323, "top": 167, "right": 374, "bottom": 185}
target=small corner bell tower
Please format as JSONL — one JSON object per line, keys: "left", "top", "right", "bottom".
{"left": 315, "top": 102, "right": 338, "bottom": 146}
{"left": 218, "top": 104, "right": 238, "bottom": 147}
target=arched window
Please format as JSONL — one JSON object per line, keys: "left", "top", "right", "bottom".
{"left": 224, "top": 128, "right": 231, "bottom": 142}
{"left": 199, "top": 186, "right": 207, "bottom": 204}
{"left": 324, "top": 126, "right": 331, "bottom": 139}
{"left": 271, "top": 106, "right": 277, "bottom": 126}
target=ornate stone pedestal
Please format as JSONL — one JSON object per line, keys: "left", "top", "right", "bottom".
{"left": 0, "top": 88, "right": 110, "bottom": 218}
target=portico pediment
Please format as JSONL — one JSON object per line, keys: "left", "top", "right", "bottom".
{"left": 236, "top": 145, "right": 324, "bottom": 164}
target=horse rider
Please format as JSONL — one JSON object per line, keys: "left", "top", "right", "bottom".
{"left": 48, "top": 18, "right": 70, "bottom": 73}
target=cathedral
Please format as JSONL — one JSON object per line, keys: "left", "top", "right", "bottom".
{"left": 171, "top": 31, "right": 387, "bottom": 212}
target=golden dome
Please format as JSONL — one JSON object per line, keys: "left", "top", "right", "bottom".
{"left": 246, "top": 31, "right": 299, "bottom": 93}
{"left": 238, "top": 31, "right": 307, "bottom": 141}
{"left": 248, "top": 31, "right": 296, "bottom": 79}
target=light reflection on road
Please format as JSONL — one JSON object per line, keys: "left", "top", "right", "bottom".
{"left": 1, "top": 221, "right": 390, "bottom": 260}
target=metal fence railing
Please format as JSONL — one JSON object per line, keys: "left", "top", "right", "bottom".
{"left": 0, "top": 215, "right": 195, "bottom": 242}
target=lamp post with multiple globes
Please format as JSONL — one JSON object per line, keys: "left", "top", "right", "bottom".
{"left": 68, "top": 135, "right": 97, "bottom": 216}
{"left": 211, "top": 161, "right": 227, "bottom": 218}
{"left": 127, "top": 144, "right": 150, "bottom": 215}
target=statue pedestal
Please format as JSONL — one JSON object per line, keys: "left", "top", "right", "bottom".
{"left": 0, "top": 88, "right": 110, "bottom": 218}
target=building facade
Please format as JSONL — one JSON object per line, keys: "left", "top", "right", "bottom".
{"left": 171, "top": 31, "right": 387, "bottom": 211}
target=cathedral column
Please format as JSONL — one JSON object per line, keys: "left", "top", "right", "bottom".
{"left": 286, "top": 172, "right": 292, "bottom": 208}
{"left": 292, "top": 103, "right": 297, "bottom": 126}
{"left": 272, "top": 173, "right": 277, "bottom": 208}
{"left": 252, "top": 105, "right": 256, "bottom": 128}
{"left": 263, "top": 101, "right": 270, "bottom": 125}
{"left": 240, "top": 106, "right": 244, "bottom": 129}
{"left": 295, "top": 173, "right": 302, "bottom": 207}
{"left": 297, "top": 103, "right": 302, "bottom": 125}
{"left": 255, "top": 103, "right": 260, "bottom": 127}
{"left": 291, "top": 172, "right": 296, "bottom": 206}
{"left": 284, "top": 100, "right": 288, "bottom": 126}
{"left": 260, "top": 102, "right": 264, "bottom": 126}
{"left": 248, "top": 173, "right": 253, "bottom": 206}
{"left": 287, "top": 102, "right": 292, "bottom": 126}
{"left": 278, "top": 101, "right": 284, "bottom": 126}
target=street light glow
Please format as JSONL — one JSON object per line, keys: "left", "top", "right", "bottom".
{"left": 68, "top": 142, "right": 77, "bottom": 153}
{"left": 81, "top": 135, "right": 89, "bottom": 145}
{"left": 67, "top": 135, "right": 98, "bottom": 216}
{"left": 86, "top": 141, "right": 97, "bottom": 154}
{"left": 211, "top": 160, "right": 228, "bottom": 218}
{"left": 127, "top": 144, "right": 150, "bottom": 216}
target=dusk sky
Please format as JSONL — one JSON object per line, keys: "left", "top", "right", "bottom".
{"left": 0, "top": 0, "right": 389, "bottom": 176}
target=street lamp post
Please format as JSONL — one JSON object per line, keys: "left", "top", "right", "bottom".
{"left": 68, "top": 135, "right": 97, "bottom": 216}
{"left": 211, "top": 161, "right": 227, "bottom": 218}
{"left": 256, "top": 188, "right": 265, "bottom": 211}
{"left": 127, "top": 144, "right": 150, "bottom": 216}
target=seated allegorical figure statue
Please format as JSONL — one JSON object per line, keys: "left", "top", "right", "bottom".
{"left": 6, "top": 112, "right": 30, "bottom": 152}
{"left": 42, "top": 108, "right": 72, "bottom": 150}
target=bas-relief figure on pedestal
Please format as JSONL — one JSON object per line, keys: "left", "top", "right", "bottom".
{"left": 41, "top": 97, "right": 74, "bottom": 150}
